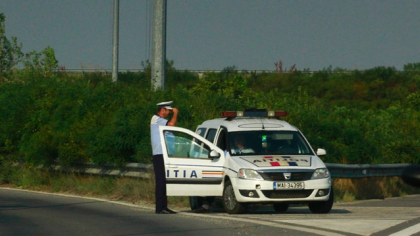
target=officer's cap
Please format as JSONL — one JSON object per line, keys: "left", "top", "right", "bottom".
{"left": 157, "top": 101, "right": 173, "bottom": 110}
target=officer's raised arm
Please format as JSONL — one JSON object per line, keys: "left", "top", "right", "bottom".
{"left": 167, "top": 107, "right": 178, "bottom": 126}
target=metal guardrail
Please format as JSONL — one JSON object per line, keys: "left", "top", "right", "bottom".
{"left": 54, "top": 69, "right": 355, "bottom": 75}
{"left": 56, "top": 69, "right": 281, "bottom": 74}
{"left": 48, "top": 162, "right": 411, "bottom": 179}
{"left": 48, "top": 163, "right": 153, "bottom": 179}
{"left": 326, "top": 163, "right": 410, "bottom": 178}
{"left": 53, "top": 69, "right": 416, "bottom": 75}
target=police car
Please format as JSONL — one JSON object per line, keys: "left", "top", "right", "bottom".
{"left": 158, "top": 109, "right": 333, "bottom": 214}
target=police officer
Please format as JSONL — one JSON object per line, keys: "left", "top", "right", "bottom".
{"left": 150, "top": 101, "right": 178, "bottom": 214}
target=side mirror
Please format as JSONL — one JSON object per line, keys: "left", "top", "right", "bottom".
{"left": 209, "top": 150, "right": 221, "bottom": 160}
{"left": 316, "top": 148, "right": 326, "bottom": 156}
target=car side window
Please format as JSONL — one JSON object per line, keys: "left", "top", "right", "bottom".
{"left": 164, "top": 130, "right": 210, "bottom": 159}
{"left": 196, "top": 128, "right": 206, "bottom": 137}
{"left": 205, "top": 129, "right": 217, "bottom": 142}
{"left": 216, "top": 129, "right": 227, "bottom": 150}
{"left": 192, "top": 128, "right": 207, "bottom": 154}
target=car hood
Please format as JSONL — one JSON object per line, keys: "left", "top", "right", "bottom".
{"left": 231, "top": 155, "right": 320, "bottom": 169}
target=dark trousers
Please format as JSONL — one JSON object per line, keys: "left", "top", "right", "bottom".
{"left": 153, "top": 154, "right": 167, "bottom": 212}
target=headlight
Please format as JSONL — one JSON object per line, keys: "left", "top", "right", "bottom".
{"left": 311, "top": 168, "right": 330, "bottom": 179}
{"left": 238, "top": 169, "right": 263, "bottom": 180}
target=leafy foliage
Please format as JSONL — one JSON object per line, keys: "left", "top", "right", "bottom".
{"left": 1, "top": 63, "right": 420, "bottom": 166}
{"left": 0, "top": 13, "right": 24, "bottom": 79}
{"left": 24, "top": 46, "right": 59, "bottom": 77}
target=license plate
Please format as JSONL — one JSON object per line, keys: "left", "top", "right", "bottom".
{"left": 274, "top": 182, "right": 304, "bottom": 190}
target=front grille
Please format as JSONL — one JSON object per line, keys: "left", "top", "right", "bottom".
{"left": 258, "top": 171, "right": 314, "bottom": 181}
{"left": 261, "top": 190, "right": 314, "bottom": 199}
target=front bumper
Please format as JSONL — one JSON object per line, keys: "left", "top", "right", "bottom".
{"left": 230, "top": 177, "right": 331, "bottom": 203}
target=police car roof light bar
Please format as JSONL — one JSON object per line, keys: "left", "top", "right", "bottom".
{"left": 220, "top": 110, "right": 288, "bottom": 118}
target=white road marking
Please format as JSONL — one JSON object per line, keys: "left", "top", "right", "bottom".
{"left": 181, "top": 213, "right": 346, "bottom": 236}
{"left": 389, "top": 223, "right": 420, "bottom": 236}
{"left": 276, "top": 219, "right": 405, "bottom": 235}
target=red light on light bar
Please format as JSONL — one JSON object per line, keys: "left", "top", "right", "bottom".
{"left": 274, "top": 110, "right": 288, "bottom": 117}
{"left": 221, "top": 111, "right": 237, "bottom": 117}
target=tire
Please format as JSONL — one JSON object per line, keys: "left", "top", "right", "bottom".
{"left": 308, "top": 187, "right": 334, "bottom": 214}
{"left": 273, "top": 203, "right": 289, "bottom": 212}
{"left": 223, "top": 180, "right": 245, "bottom": 214}
{"left": 189, "top": 197, "right": 204, "bottom": 211}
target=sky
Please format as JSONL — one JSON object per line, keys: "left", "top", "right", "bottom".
{"left": 1, "top": 0, "right": 419, "bottom": 71}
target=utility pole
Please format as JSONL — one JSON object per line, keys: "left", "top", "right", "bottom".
{"left": 151, "top": 0, "right": 167, "bottom": 90}
{"left": 112, "top": 0, "right": 119, "bottom": 82}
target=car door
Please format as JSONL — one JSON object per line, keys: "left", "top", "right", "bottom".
{"left": 159, "top": 126, "right": 225, "bottom": 196}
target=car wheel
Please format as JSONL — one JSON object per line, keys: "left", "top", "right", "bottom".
{"left": 273, "top": 203, "right": 289, "bottom": 212}
{"left": 223, "top": 180, "right": 245, "bottom": 214}
{"left": 189, "top": 196, "right": 204, "bottom": 211}
{"left": 308, "top": 187, "right": 334, "bottom": 214}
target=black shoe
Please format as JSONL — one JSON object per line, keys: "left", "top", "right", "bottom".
{"left": 156, "top": 208, "right": 177, "bottom": 214}
{"left": 192, "top": 207, "right": 209, "bottom": 213}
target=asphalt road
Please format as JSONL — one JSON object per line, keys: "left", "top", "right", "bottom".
{"left": 1, "top": 187, "right": 420, "bottom": 236}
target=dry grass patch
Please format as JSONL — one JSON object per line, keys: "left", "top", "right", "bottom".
{"left": 333, "top": 176, "right": 420, "bottom": 202}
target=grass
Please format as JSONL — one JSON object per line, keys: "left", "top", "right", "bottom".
{"left": 333, "top": 177, "right": 420, "bottom": 202}
{"left": 0, "top": 164, "right": 190, "bottom": 209}
{"left": 1, "top": 163, "right": 419, "bottom": 209}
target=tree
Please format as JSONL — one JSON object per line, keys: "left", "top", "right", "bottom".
{"left": 1, "top": 13, "right": 59, "bottom": 80}
{"left": 0, "top": 13, "right": 24, "bottom": 79}
{"left": 24, "top": 46, "right": 59, "bottom": 76}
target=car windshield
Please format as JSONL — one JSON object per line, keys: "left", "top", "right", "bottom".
{"left": 228, "top": 131, "right": 314, "bottom": 156}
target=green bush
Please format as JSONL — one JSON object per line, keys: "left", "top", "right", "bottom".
{"left": 1, "top": 59, "right": 420, "bottom": 166}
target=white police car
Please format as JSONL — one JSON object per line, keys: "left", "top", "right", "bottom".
{"left": 158, "top": 109, "right": 333, "bottom": 214}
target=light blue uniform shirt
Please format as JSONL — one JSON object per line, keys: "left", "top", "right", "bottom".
{"left": 150, "top": 115, "right": 168, "bottom": 155}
